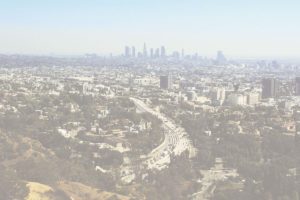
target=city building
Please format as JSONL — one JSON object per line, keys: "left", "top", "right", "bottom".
{"left": 125, "top": 46, "right": 131, "bottom": 57}
{"left": 227, "top": 93, "right": 247, "bottom": 106}
{"left": 186, "top": 91, "right": 197, "bottom": 101}
{"left": 160, "top": 75, "right": 172, "bottom": 90}
{"left": 155, "top": 48, "right": 160, "bottom": 58}
{"left": 247, "top": 92, "right": 260, "bottom": 105}
{"left": 295, "top": 77, "right": 300, "bottom": 95}
{"left": 216, "top": 51, "right": 227, "bottom": 64}
{"left": 211, "top": 87, "right": 226, "bottom": 105}
{"left": 150, "top": 48, "right": 154, "bottom": 58}
{"left": 161, "top": 46, "right": 166, "bottom": 57}
{"left": 132, "top": 46, "right": 136, "bottom": 57}
{"left": 262, "top": 78, "right": 279, "bottom": 99}
{"left": 143, "top": 43, "right": 148, "bottom": 57}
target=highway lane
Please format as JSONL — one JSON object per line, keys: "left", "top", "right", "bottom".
{"left": 130, "top": 97, "right": 196, "bottom": 170}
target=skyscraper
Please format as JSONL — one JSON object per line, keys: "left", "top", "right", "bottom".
{"left": 143, "top": 43, "right": 148, "bottom": 57}
{"left": 132, "top": 46, "right": 136, "bottom": 57}
{"left": 216, "top": 51, "right": 227, "bottom": 64}
{"left": 150, "top": 48, "right": 154, "bottom": 58}
{"left": 161, "top": 46, "right": 166, "bottom": 57}
{"left": 124, "top": 46, "right": 131, "bottom": 57}
{"left": 155, "top": 48, "right": 160, "bottom": 58}
{"left": 262, "top": 78, "right": 279, "bottom": 99}
{"left": 295, "top": 77, "right": 300, "bottom": 96}
{"left": 160, "top": 75, "right": 173, "bottom": 90}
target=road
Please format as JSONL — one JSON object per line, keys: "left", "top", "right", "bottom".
{"left": 130, "top": 97, "right": 196, "bottom": 170}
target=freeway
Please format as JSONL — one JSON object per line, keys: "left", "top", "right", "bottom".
{"left": 130, "top": 97, "right": 196, "bottom": 170}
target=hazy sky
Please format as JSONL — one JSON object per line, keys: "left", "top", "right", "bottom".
{"left": 0, "top": 0, "right": 300, "bottom": 59}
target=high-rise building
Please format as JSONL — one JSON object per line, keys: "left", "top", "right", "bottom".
{"left": 155, "top": 48, "right": 160, "bottom": 58}
{"left": 150, "top": 48, "right": 154, "bottom": 58}
{"left": 160, "top": 75, "right": 173, "bottom": 90}
{"left": 125, "top": 46, "right": 131, "bottom": 57}
{"left": 161, "top": 46, "right": 166, "bottom": 57}
{"left": 143, "top": 43, "right": 148, "bottom": 57}
{"left": 295, "top": 77, "right": 300, "bottom": 96}
{"left": 131, "top": 46, "right": 136, "bottom": 57}
{"left": 262, "top": 78, "right": 279, "bottom": 99}
{"left": 216, "top": 51, "right": 227, "bottom": 64}
{"left": 181, "top": 49, "right": 185, "bottom": 59}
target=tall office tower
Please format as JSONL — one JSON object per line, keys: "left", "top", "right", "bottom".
{"left": 262, "top": 78, "right": 279, "bottom": 99}
{"left": 216, "top": 50, "right": 227, "bottom": 64}
{"left": 155, "top": 48, "right": 160, "bottom": 58}
{"left": 150, "top": 48, "right": 154, "bottom": 58}
{"left": 125, "top": 46, "right": 131, "bottom": 57}
{"left": 131, "top": 46, "right": 136, "bottom": 57}
{"left": 296, "top": 77, "right": 300, "bottom": 96}
{"left": 143, "top": 43, "right": 148, "bottom": 57}
{"left": 181, "top": 49, "right": 185, "bottom": 59}
{"left": 160, "top": 75, "right": 173, "bottom": 90}
{"left": 161, "top": 46, "right": 166, "bottom": 57}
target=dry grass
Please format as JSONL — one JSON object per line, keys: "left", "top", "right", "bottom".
{"left": 26, "top": 182, "right": 53, "bottom": 200}
{"left": 57, "top": 181, "right": 130, "bottom": 200}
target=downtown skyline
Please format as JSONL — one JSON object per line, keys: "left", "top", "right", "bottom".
{"left": 0, "top": 0, "right": 300, "bottom": 59}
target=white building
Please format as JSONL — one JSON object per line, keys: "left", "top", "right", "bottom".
{"left": 133, "top": 76, "right": 157, "bottom": 86}
{"left": 247, "top": 92, "right": 260, "bottom": 105}
{"left": 227, "top": 93, "right": 247, "bottom": 106}
{"left": 211, "top": 87, "right": 226, "bottom": 105}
